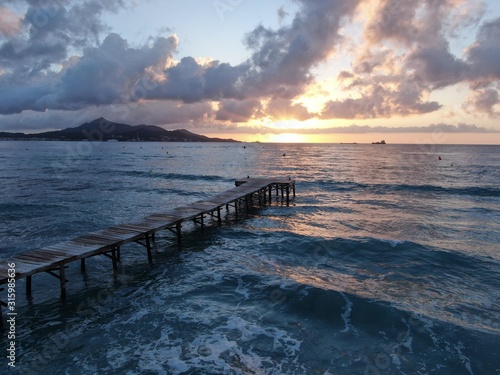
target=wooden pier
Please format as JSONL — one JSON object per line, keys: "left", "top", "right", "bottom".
{"left": 0, "top": 178, "right": 295, "bottom": 326}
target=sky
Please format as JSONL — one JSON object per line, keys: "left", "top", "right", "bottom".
{"left": 0, "top": 0, "right": 499, "bottom": 143}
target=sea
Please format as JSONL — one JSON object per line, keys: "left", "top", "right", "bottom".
{"left": 0, "top": 141, "right": 499, "bottom": 375}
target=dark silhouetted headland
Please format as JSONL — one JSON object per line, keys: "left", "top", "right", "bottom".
{"left": 0, "top": 117, "right": 238, "bottom": 142}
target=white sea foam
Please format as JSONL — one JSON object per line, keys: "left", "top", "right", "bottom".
{"left": 340, "top": 292, "right": 353, "bottom": 333}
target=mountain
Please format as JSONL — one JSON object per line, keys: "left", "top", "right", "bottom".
{"left": 0, "top": 118, "right": 238, "bottom": 142}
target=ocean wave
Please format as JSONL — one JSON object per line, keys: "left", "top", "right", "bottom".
{"left": 309, "top": 179, "right": 500, "bottom": 197}
{"left": 118, "top": 170, "right": 232, "bottom": 183}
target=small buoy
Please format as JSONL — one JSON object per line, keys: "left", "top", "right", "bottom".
{"left": 247, "top": 175, "right": 250, "bottom": 179}
{"left": 438, "top": 156, "right": 442, "bottom": 160}
{"left": 283, "top": 153, "right": 286, "bottom": 157}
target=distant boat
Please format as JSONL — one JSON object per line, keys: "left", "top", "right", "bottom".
{"left": 340, "top": 142, "right": 357, "bottom": 144}
{"left": 372, "top": 140, "right": 386, "bottom": 144}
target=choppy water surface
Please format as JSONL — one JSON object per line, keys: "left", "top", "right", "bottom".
{"left": 0, "top": 141, "right": 499, "bottom": 374}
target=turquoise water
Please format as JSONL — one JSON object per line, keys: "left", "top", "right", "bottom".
{"left": 0, "top": 141, "right": 499, "bottom": 374}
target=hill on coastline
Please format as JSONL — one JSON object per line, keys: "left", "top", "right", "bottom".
{"left": 0, "top": 118, "right": 238, "bottom": 142}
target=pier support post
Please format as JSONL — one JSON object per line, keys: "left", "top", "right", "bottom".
{"left": 0, "top": 291, "right": 5, "bottom": 329}
{"left": 217, "top": 207, "right": 222, "bottom": 226}
{"left": 146, "top": 236, "right": 152, "bottom": 263}
{"left": 26, "top": 275, "right": 32, "bottom": 298}
{"left": 81, "top": 259, "right": 86, "bottom": 272}
{"left": 0, "top": 295, "right": 3, "bottom": 329}
{"left": 111, "top": 248, "right": 118, "bottom": 271}
{"left": 176, "top": 222, "right": 182, "bottom": 243}
{"left": 286, "top": 186, "right": 290, "bottom": 206}
{"left": 60, "top": 265, "right": 66, "bottom": 299}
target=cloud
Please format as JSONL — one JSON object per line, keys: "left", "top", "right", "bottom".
{"left": 264, "top": 97, "right": 312, "bottom": 121}
{"left": 325, "top": 1, "right": 500, "bottom": 119}
{"left": 0, "top": 6, "right": 22, "bottom": 37}
{"left": 365, "top": 0, "right": 484, "bottom": 47}
{"left": 215, "top": 99, "right": 262, "bottom": 123}
{"left": 461, "top": 17, "right": 500, "bottom": 117}
{"left": 0, "top": 100, "right": 215, "bottom": 132}
{"left": 146, "top": 0, "right": 362, "bottom": 103}
{"left": 261, "top": 123, "right": 500, "bottom": 134}
{"left": 57, "top": 34, "right": 177, "bottom": 107}
{"left": 0, "top": 1, "right": 128, "bottom": 74}
{"left": 146, "top": 57, "right": 249, "bottom": 103}
{"left": 242, "top": 0, "right": 361, "bottom": 98}
{"left": 0, "top": 33, "right": 178, "bottom": 114}
{"left": 407, "top": 46, "right": 468, "bottom": 89}
{"left": 464, "top": 88, "right": 500, "bottom": 117}
{"left": 321, "top": 81, "right": 441, "bottom": 119}
{"left": 0, "top": 0, "right": 362, "bottom": 118}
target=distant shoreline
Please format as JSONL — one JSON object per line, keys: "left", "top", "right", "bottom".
{"left": 0, "top": 117, "right": 239, "bottom": 143}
